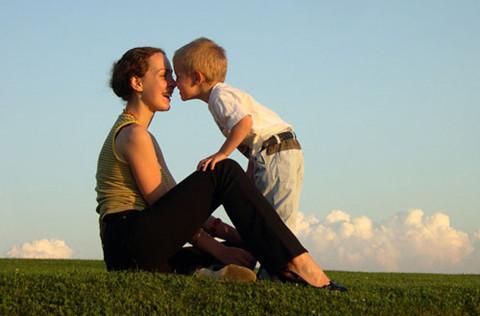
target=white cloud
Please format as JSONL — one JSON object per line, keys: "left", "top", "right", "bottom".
{"left": 296, "top": 209, "right": 480, "bottom": 274}
{"left": 6, "top": 239, "right": 73, "bottom": 259}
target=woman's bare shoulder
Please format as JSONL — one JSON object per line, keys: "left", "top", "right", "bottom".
{"left": 115, "top": 124, "right": 155, "bottom": 162}
{"left": 117, "top": 124, "right": 150, "bottom": 143}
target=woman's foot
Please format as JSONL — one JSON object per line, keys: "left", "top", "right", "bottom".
{"left": 286, "top": 252, "right": 331, "bottom": 288}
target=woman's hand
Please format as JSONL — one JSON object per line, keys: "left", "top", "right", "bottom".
{"left": 191, "top": 228, "right": 255, "bottom": 269}
{"left": 203, "top": 217, "right": 244, "bottom": 245}
{"left": 215, "top": 245, "right": 257, "bottom": 269}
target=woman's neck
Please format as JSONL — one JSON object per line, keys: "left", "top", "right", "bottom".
{"left": 124, "top": 101, "right": 154, "bottom": 128}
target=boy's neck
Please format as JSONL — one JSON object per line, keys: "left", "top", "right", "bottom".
{"left": 197, "top": 81, "right": 221, "bottom": 103}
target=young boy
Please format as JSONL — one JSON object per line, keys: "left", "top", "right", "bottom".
{"left": 173, "top": 37, "right": 303, "bottom": 232}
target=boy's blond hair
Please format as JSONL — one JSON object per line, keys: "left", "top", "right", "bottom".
{"left": 173, "top": 37, "right": 227, "bottom": 83}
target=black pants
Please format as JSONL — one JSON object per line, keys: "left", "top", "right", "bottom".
{"left": 100, "top": 159, "right": 306, "bottom": 274}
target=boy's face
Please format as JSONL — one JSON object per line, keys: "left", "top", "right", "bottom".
{"left": 175, "top": 71, "right": 199, "bottom": 101}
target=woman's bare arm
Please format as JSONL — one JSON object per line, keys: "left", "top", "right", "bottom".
{"left": 115, "top": 124, "right": 168, "bottom": 205}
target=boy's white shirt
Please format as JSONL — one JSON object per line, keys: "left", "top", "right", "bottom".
{"left": 208, "top": 82, "right": 292, "bottom": 156}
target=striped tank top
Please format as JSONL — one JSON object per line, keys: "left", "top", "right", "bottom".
{"left": 95, "top": 113, "right": 173, "bottom": 219}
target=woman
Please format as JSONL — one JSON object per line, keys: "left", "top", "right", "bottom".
{"left": 95, "top": 47, "right": 346, "bottom": 291}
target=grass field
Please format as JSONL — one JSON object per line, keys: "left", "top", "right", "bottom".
{"left": 0, "top": 259, "right": 479, "bottom": 315}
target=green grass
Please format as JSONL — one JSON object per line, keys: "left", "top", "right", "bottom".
{"left": 1, "top": 259, "right": 479, "bottom": 315}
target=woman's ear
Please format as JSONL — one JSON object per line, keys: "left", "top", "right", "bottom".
{"left": 130, "top": 76, "right": 143, "bottom": 93}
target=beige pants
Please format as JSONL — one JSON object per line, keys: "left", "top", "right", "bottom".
{"left": 252, "top": 143, "right": 304, "bottom": 233}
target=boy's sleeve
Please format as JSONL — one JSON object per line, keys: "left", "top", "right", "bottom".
{"left": 212, "top": 90, "right": 251, "bottom": 132}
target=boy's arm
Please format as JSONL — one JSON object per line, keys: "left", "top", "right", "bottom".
{"left": 198, "top": 115, "right": 252, "bottom": 171}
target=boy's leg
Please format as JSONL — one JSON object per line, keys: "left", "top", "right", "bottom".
{"left": 252, "top": 149, "right": 304, "bottom": 279}
{"left": 253, "top": 149, "right": 304, "bottom": 232}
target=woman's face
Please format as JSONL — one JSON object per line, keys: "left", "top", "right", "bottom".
{"left": 139, "top": 53, "right": 176, "bottom": 112}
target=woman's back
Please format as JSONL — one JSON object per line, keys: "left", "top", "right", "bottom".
{"left": 95, "top": 113, "right": 146, "bottom": 218}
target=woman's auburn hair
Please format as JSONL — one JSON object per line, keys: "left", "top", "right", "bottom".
{"left": 110, "top": 47, "right": 165, "bottom": 101}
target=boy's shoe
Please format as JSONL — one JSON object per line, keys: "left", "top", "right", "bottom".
{"left": 194, "top": 264, "right": 257, "bottom": 283}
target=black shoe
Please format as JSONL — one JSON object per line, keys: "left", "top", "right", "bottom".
{"left": 322, "top": 280, "right": 348, "bottom": 292}
{"left": 280, "top": 270, "right": 348, "bottom": 292}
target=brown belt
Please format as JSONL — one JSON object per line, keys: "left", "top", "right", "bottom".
{"left": 261, "top": 131, "right": 296, "bottom": 151}
{"left": 264, "top": 138, "right": 301, "bottom": 156}
{"left": 238, "top": 131, "right": 301, "bottom": 157}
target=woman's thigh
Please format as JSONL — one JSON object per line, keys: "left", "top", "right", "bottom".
{"left": 101, "top": 211, "right": 140, "bottom": 271}
{"left": 128, "top": 170, "right": 215, "bottom": 271}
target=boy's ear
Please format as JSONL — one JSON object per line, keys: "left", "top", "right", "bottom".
{"left": 193, "top": 71, "right": 206, "bottom": 84}
{"left": 130, "top": 76, "right": 143, "bottom": 92}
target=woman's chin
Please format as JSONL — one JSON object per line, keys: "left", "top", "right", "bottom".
{"left": 158, "top": 99, "right": 171, "bottom": 111}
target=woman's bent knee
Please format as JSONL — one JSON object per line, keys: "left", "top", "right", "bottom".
{"left": 217, "top": 158, "right": 241, "bottom": 170}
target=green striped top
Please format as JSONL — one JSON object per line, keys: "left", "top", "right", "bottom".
{"left": 95, "top": 113, "right": 173, "bottom": 218}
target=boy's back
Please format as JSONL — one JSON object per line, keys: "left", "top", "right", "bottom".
{"left": 208, "top": 82, "right": 293, "bottom": 157}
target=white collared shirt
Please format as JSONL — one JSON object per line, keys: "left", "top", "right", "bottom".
{"left": 208, "top": 82, "right": 292, "bottom": 156}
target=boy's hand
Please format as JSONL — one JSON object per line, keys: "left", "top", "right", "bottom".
{"left": 198, "top": 116, "right": 252, "bottom": 172}
{"left": 197, "top": 152, "right": 228, "bottom": 171}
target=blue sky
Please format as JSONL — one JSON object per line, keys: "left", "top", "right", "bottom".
{"left": 0, "top": 1, "right": 479, "bottom": 272}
